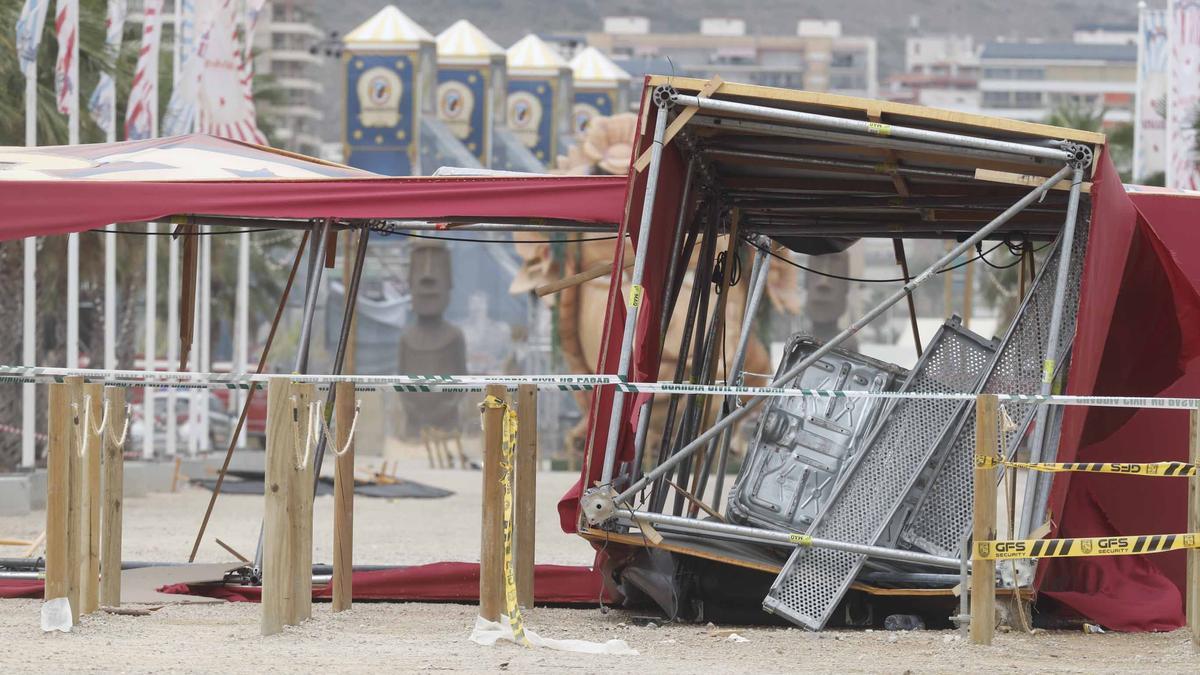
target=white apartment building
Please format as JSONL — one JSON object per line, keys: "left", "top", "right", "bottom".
{"left": 978, "top": 40, "right": 1136, "bottom": 125}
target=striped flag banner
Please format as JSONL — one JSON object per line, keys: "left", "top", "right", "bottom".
{"left": 124, "top": 0, "right": 163, "bottom": 140}
{"left": 53, "top": 0, "right": 78, "bottom": 115}
{"left": 15, "top": 0, "right": 52, "bottom": 78}
{"left": 88, "top": 0, "right": 127, "bottom": 135}
{"left": 194, "top": 0, "right": 267, "bottom": 144}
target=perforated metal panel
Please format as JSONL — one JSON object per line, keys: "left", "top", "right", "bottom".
{"left": 726, "top": 335, "right": 907, "bottom": 532}
{"left": 897, "top": 219, "right": 1090, "bottom": 558}
{"left": 763, "top": 318, "right": 995, "bottom": 629}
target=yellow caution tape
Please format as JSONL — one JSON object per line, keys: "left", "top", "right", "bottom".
{"left": 975, "top": 532, "right": 1200, "bottom": 560}
{"left": 1042, "top": 359, "right": 1055, "bottom": 384}
{"left": 495, "top": 397, "right": 530, "bottom": 647}
{"left": 867, "top": 122, "right": 892, "bottom": 137}
{"left": 873, "top": 162, "right": 898, "bottom": 175}
{"left": 788, "top": 533, "right": 813, "bottom": 546}
{"left": 975, "top": 456, "right": 1197, "bottom": 476}
{"left": 628, "top": 284, "right": 644, "bottom": 309}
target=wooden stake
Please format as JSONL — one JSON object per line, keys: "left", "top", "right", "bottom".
{"left": 65, "top": 376, "right": 83, "bottom": 623}
{"left": 515, "top": 384, "right": 537, "bottom": 609}
{"left": 45, "top": 383, "right": 72, "bottom": 611}
{"left": 333, "top": 381, "right": 356, "bottom": 613}
{"left": 262, "top": 377, "right": 293, "bottom": 636}
{"left": 81, "top": 383, "right": 102, "bottom": 615}
{"left": 1188, "top": 407, "right": 1200, "bottom": 647}
{"left": 479, "top": 384, "right": 507, "bottom": 621}
{"left": 970, "top": 394, "right": 999, "bottom": 646}
{"left": 100, "top": 387, "right": 125, "bottom": 608}
{"left": 291, "top": 383, "right": 315, "bottom": 625}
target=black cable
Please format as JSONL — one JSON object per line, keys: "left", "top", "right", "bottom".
{"left": 92, "top": 226, "right": 278, "bottom": 236}
{"left": 741, "top": 235, "right": 1048, "bottom": 283}
{"left": 375, "top": 229, "right": 621, "bottom": 244}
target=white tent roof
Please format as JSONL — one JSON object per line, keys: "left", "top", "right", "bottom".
{"left": 344, "top": 5, "right": 434, "bottom": 49}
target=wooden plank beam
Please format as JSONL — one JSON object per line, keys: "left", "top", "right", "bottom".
{"left": 1188, "top": 407, "right": 1200, "bottom": 647}
{"left": 99, "top": 386, "right": 125, "bottom": 608}
{"left": 291, "top": 382, "right": 316, "bottom": 625}
{"left": 261, "top": 377, "right": 293, "bottom": 637}
{"left": 479, "top": 384, "right": 507, "bottom": 621}
{"left": 970, "top": 394, "right": 999, "bottom": 646}
{"left": 81, "top": 383, "right": 102, "bottom": 616}
{"left": 45, "top": 383, "right": 72, "bottom": 615}
{"left": 515, "top": 384, "right": 537, "bottom": 609}
{"left": 65, "top": 376, "right": 83, "bottom": 623}
{"left": 332, "top": 381, "right": 355, "bottom": 613}
{"left": 975, "top": 168, "right": 1092, "bottom": 194}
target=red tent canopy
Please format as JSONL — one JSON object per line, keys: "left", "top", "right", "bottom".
{"left": 0, "top": 134, "right": 627, "bottom": 239}
{"left": 1037, "top": 152, "right": 1200, "bottom": 631}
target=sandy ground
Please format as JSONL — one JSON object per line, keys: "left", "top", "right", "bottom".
{"left": 1, "top": 599, "right": 1198, "bottom": 673}
{"left": 3, "top": 446, "right": 1198, "bottom": 672}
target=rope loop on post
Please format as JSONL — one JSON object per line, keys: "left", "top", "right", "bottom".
{"left": 318, "top": 400, "right": 361, "bottom": 458}
{"left": 107, "top": 404, "right": 132, "bottom": 447}
{"left": 71, "top": 396, "right": 93, "bottom": 459}
{"left": 289, "top": 395, "right": 317, "bottom": 471}
{"left": 90, "top": 397, "right": 112, "bottom": 436}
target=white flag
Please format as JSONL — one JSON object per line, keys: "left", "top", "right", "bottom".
{"left": 125, "top": 0, "right": 163, "bottom": 140}
{"left": 15, "top": 0, "right": 51, "bottom": 78}
{"left": 53, "top": 0, "right": 77, "bottom": 115}
{"left": 1167, "top": 0, "right": 1200, "bottom": 190}
{"left": 1135, "top": 7, "right": 1168, "bottom": 182}
{"left": 88, "top": 0, "right": 127, "bottom": 136}
{"left": 193, "top": 0, "right": 267, "bottom": 144}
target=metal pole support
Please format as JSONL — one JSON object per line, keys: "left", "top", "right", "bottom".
{"left": 598, "top": 85, "right": 676, "bottom": 487}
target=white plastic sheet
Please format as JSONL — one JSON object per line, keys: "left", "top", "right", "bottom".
{"left": 41, "top": 597, "right": 73, "bottom": 633}
{"left": 470, "top": 615, "right": 638, "bottom": 655}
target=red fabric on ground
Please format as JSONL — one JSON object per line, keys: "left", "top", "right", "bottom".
{"left": 1037, "top": 150, "right": 1200, "bottom": 630}
{"left": 0, "top": 562, "right": 614, "bottom": 605}
{"left": 0, "top": 175, "right": 627, "bottom": 241}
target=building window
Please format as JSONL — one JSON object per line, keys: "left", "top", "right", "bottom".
{"left": 983, "top": 67, "right": 1012, "bottom": 79}
{"left": 982, "top": 91, "right": 1011, "bottom": 107}
{"left": 1015, "top": 68, "right": 1044, "bottom": 80}
{"left": 1014, "top": 91, "right": 1043, "bottom": 107}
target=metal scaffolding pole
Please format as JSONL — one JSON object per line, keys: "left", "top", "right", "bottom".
{"left": 594, "top": 162, "right": 1077, "bottom": 516}
{"left": 615, "top": 509, "right": 964, "bottom": 570}
{"left": 1018, "top": 166, "right": 1087, "bottom": 538}
{"left": 675, "top": 94, "right": 1074, "bottom": 164}
{"left": 599, "top": 89, "right": 672, "bottom": 487}
{"left": 701, "top": 240, "right": 772, "bottom": 509}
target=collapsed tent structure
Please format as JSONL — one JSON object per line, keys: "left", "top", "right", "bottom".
{"left": 560, "top": 76, "right": 1200, "bottom": 632}
{"left": 3, "top": 78, "right": 1200, "bottom": 633}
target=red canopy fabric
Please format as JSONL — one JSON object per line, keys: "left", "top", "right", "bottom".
{"left": 1038, "top": 150, "right": 1200, "bottom": 631}
{"left": 0, "top": 562, "right": 616, "bottom": 605}
{"left": 0, "top": 135, "right": 627, "bottom": 240}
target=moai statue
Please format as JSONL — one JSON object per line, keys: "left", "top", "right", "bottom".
{"left": 805, "top": 250, "right": 858, "bottom": 352}
{"left": 397, "top": 239, "right": 469, "bottom": 466}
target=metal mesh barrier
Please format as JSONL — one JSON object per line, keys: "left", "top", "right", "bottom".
{"left": 762, "top": 318, "right": 996, "bottom": 629}
{"left": 897, "top": 219, "right": 1090, "bottom": 558}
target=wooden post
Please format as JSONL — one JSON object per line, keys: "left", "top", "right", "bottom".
{"left": 515, "top": 384, "right": 537, "bottom": 609}
{"left": 65, "top": 376, "right": 83, "bottom": 623}
{"left": 262, "top": 377, "right": 293, "bottom": 636}
{"left": 970, "top": 394, "right": 999, "bottom": 646}
{"left": 479, "top": 384, "right": 507, "bottom": 621}
{"left": 291, "top": 382, "right": 315, "bottom": 625}
{"left": 1188, "top": 407, "right": 1200, "bottom": 647}
{"left": 100, "top": 386, "right": 125, "bottom": 608}
{"left": 332, "top": 381, "right": 355, "bottom": 612}
{"left": 80, "top": 383, "right": 103, "bottom": 615}
{"left": 45, "top": 383, "right": 72, "bottom": 610}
